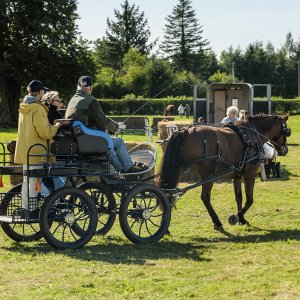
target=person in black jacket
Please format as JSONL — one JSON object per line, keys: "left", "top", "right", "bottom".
{"left": 42, "top": 91, "right": 62, "bottom": 124}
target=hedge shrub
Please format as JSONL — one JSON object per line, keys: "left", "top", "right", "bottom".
{"left": 98, "top": 98, "right": 300, "bottom": 116}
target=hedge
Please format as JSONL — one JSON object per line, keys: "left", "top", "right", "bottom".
{"left": 98, "top": 98, "right": 300, "bottom": 116}
{"left": 99, "top": 98, "right": 193, "bottom": 116}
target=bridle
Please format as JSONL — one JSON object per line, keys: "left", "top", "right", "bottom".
{"left": 239, "top": 116, "right": 291, "bottom": 155}
{"left": 270, "top": 119, "right": 291, "bottom": 153}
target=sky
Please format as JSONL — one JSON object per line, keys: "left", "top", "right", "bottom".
{"left": 76, "top": 0, "right": 300, "bottom": 57}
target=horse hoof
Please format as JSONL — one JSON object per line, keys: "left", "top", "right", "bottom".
{"left": 228, "top": 215, "right": 238, "bottom": 225}
{"left": 239, "top": 219, "right": 250, "bottom": 226}
{"left": 214, "top": 224, "right": 223, "bottom": 230}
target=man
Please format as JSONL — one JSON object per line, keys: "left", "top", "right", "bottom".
{"left": 15, "top": 80, "right": 61, "bottom": 215}
{"left": 65, "top": 76, "right": 146, "bottom": 173}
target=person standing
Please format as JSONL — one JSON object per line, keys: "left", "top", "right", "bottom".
{"left": 14, "top": 80, "right": 61, "bottom": 214}
{"left": 185, "top": 104, "right": 191, "bottom": 118}
{"left": 178, "top": 104, "right": 184, "bottom": 117}
{"left": 65, "top": 76, "right": 146, "bottom": 173}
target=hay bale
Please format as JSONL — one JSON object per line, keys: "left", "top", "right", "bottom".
{"left": 157, "top": 121, "right": 201, "bottom": 183}
{"left": 157, "top": 120, "right": 192, "bottom": 140}
{"left": 152, "top": 116, "right": 175, "bottom": 130}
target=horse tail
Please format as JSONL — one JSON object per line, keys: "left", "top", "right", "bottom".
{"left": 158, "top": 131, "right": 183, "bottom": 189}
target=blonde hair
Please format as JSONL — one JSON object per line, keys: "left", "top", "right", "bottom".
{"left": 239, "top": 110, "right": 246, "bottom": 121}
{"left": 226, "top": 106, "right": 239, "bottom": 117}
{"left": 42, "top": 91, "right": 59, "bottom": 105}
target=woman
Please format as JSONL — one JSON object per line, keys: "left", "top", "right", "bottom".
{"left": 42, "top": 91, "right": 63, "bottom": 124}
{"left": 14, "top": 80, "right": 61, "bottom": 216}
{"left": 221, "top": 106, "right": 239, "bottom": 124}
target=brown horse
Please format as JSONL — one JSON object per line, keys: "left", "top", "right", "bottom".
{"left": 164, "top": 105, "right": 175, "bottom": 116}
{"left": 158, "top": 113, "right": 291, "bottom": 229}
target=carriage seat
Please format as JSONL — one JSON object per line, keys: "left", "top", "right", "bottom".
{"left": 50, "top": 119, "right": 113, "bottom": 158}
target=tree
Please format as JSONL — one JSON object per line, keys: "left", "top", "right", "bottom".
{"left": 95, "top": 0, "right": 155, "bottom": 70}
{"left": 209, "top": 71, "right": 234, "bottom": 83}
{"left": 160, "top": 0, "right": 209, "bottom": 73}
{"left": 0, "top": 0, "right": 94, "bottom": 126}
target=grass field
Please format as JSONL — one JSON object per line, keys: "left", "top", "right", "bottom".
{"left": 0, "top": 116, "right": 299, "bottom": 299}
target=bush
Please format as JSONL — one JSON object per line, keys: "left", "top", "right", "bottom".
{"left": 272, "top": 99, "right": 300, "bottom": 115}
{"left": 99, "top": 98, "right": 193, "bottom": 116}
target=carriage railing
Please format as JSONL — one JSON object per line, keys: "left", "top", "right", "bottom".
{"left": 0, "top": 192, "right": 43, "bottom": 223}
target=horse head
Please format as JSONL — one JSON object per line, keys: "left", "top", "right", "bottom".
{"left": 247, "top": 113, "right": 291, "bottom": 156}
{"left": 273, "top": 113, "right": 291, "bottom": 156}
{"left": 265, "top": 113, "right": 290, "bottom": 156}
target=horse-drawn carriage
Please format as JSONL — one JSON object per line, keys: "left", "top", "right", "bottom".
{"left": 0, "top": 120, "right": 171, "bottom": 249}
{"left": 0, "top": 112, "right": 291, "bottom": 249}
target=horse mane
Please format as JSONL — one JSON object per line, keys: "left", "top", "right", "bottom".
{"left": 158, "top": 130, "right": 184, "bottom": 189}
{"left": 247, "top": 113, "right": 282, "bottom": 121}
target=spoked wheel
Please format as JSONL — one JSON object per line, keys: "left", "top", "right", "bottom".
{"left": 39, "top": 187, "right": 97, "bottom": 250}
{"left": 0, "top": 183, "right": 43, "bottom": 242}
{"left": 119, "top": 184, "right": 171, "bottom": 244}
{"left": 78, "top": 182, "right": 116, "bottom": 235}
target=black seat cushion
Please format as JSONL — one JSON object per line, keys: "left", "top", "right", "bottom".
{"left": 73, "top": 125, "right": 109, "bottom": 155}
{"left": 50, "top": 141, "right": 78, "bottom": 156}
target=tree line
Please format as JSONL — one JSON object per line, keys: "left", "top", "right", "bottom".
{"left": 0, "top": 0, "right": 299, "bottom": 125}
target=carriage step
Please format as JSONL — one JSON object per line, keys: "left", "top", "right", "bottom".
{"left": 0, "top": 215, "right": 39, "bottom": 224}
{"left": 26, "top": 167, "right": 79, "bottom": 177}
{"left": 0, "top": 165, "right": 23, "bottom": 175}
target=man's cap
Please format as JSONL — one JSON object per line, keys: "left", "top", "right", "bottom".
{"left": 28, "top": 80, "right": 49, "bottom": 92}
{"left": 78, "top": 76, "right": 92, "bottom": 87}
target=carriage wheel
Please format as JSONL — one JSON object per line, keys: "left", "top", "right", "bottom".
{"left": 1, "top": 183, "right": 43, "bottom": 242}
{"left": 78, "top": 182, "right": 116, "bottom": 235}
{"left": 119, "top": 184, "right": 171, "bottom": 244}
{"left": 39, "top": 187, "right": 97, "bottom": 250}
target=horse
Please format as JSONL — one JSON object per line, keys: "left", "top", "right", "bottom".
{"left": 158, "top": 113, "right": 291, "bottom": 229}
{"left": 164, "top": 105, "right": 175, "bottom": 116}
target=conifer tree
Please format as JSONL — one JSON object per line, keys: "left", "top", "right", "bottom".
{"left": 96, "top": 0, "right": 155, "bottom": 70}
{"left": 160, "top": 0, "right": 209, "bottom": 73}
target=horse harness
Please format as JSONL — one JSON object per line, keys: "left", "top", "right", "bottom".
{"left": 183, "top": 121, "right": 285, "bottom": 177}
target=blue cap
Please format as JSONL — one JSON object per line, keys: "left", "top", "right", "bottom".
{"left": 78, "top": 76, "right": 92, "bottom": 87}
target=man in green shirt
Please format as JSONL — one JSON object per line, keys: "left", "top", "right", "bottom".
{"left": 66, "top": 76, "right": 146, "bottom": 173}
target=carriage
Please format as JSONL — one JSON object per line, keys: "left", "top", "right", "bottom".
{"left": 0, "top": 120, "right": 171, "bottom": 250}
{"left": 0, "top": 112, "right": 291, "bottom": 249}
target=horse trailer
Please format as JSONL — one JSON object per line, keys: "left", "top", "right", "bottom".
{"left": 193, "top": 83, "right": 272, "bottom": 124}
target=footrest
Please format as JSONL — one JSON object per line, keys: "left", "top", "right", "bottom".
{"left": 0, "top": 165, "right": 23, "bottom": 175}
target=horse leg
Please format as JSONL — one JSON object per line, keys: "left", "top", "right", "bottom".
{"left": 237, "top": 169, "right": 256, "bottom": 225}
{"left": 227, "top": 178, "right": 243, "bottom": 225}
{"left": 201, "top": 182, "right": 223, "bottom": 229}
{"left": 233, "top": 178, "right": 243, "bottom": 212}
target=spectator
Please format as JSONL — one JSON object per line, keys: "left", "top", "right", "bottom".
{"left": 65, "top": 76, "right": 146, "bottom": 173}
{"left": 221, "top": 106, "right": 239, "bottom": 124}
{"left": 185, "top": 104, "right": 191, "bottom": 118}
{"left": 238, "top": 109, "right": 246, "bottom": 121}
{"left": 178, "top": 104, "right": 184, "bottom": 117}
{"left": 197, "top": 117, "right": 205, "bottom": 125}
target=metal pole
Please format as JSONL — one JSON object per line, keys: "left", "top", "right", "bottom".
{"left": 232, "top": 62, "right": 235, "bottom": 83}
{"left": 298, "top": 60, "right": 300, "bottom": 97}
{"left": 193, "top": 84, "right": 197, "bottom": 123}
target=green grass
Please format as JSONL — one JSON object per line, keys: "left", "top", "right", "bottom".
{"left": 0, "top": 116, "right": 300, "bottom": 299}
